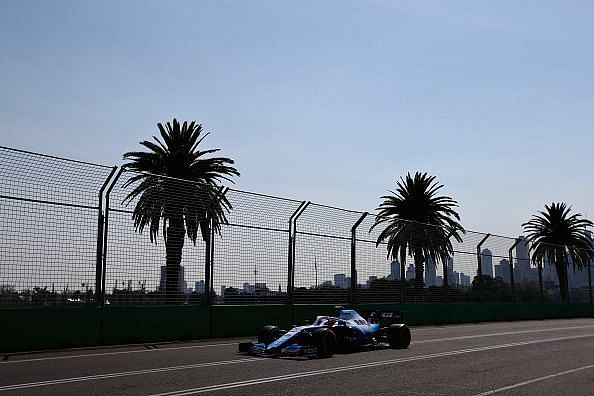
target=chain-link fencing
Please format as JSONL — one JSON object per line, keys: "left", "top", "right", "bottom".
{"left": 1, "top": 145, "right": 593, "bottom": 307}
{"left": 0, "top": 146, "right": 115, "bottom": 307}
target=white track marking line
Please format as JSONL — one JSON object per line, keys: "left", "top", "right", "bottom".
{"left": 475, "top": 364, "right": 594, "bottom": 395}
{"left": 148, "top": 334, "right": 594, "bottom": 395}
{"left": 411, "top": 325, "right": 594, "bottom": 344}
{"left": 0, "top": 358, "right": 263, "bottom": 392}
{"left": 5, "top": 335, "right": 585, "bottom": 394}
{"left": 3, "top": 324, "right": 594, "bottom": 364}
{"left": 412, "top": 319, "right": 591, "bottom": 331}
{"left": 0, "top": 343, "right": 238, "bottom": 364}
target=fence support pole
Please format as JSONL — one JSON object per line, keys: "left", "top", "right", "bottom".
{"left": 537, "top": 261, "right": 544, "bottom": 300}
{"left": 100, "top": 166, "right": 125, "bottom": 307}
{"left": 442, "top": 231, "right": 456, "bottom": 303}
{"left": 476, "top": 234, "right": 491, "bottom": 303}
{"left": 287, "top": 201, "right": 309, "bottom": 305}
{"left": 350, "top": 212, "right": 368, "bottom": 305}
{"left": 508, "top": 239, "right": 521, "bottom": 303}
{"left": 588, "top": 259, "right": 594, "bottom": 304}
{"left": 95, "top": 166, "right": 117, "bottom": 306}
{"left": 204, "top": 187, "right": 228, "bottom": 306}
{"left": 443, "top": 259, "right": 448, "bottom": 303}
{"left": 563, "top": 246, "right": 572, "bottom": 303}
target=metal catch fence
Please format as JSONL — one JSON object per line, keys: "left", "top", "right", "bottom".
{"left": 1, "top": 145, "right": 593, "bottom": 308}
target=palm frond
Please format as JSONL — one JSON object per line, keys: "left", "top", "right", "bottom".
{"left": 122, "top": 118, "right": 240, "bottom": 244}
{"left": 372, "top": 172, "right": 464, "bottom": 265}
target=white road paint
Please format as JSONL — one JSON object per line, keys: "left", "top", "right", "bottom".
{"left": 148, "top": 334, "right": 594, "bottom": 395}
{"left": 2, "top": 333, "right": 592, "bottom": 393}
{"left": 411, "top": 325, "right": 594, "bottom": 344}
{"left": 3, "top": 324, "right": 593, "bottom": 365}
{"left": 0, "top": 343, "right": 239, "bottom": 364}
{"left": 475, "top": 364, "right": 594, "bottom": 395}
{"left": 0, "top": 357, "right": 262, "bottom": 392}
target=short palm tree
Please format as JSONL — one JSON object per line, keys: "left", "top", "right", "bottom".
{"left": 123, "top": 119, "right": 239, "bottom": 301}
{"left": 372, "top": 172, "right": 464, "bottom": 299}
{"left": 522, "top": 202, "right": 593, "bottom": 301}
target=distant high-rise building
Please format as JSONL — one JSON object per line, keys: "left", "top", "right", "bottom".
{"left": 242, "top": 282, "right": 255, "bottom": 294}
{"left": 406, "top": 264, "right": 415, "bottom": 281}
{"left": 194, "top": 280, "right": 205, "bottom": 294}
{"left": 568, "top": 255, "right": 590, "bottom": 289}
{"left": 459, "top": 273, "right": 471, "bottom": 288}
{"left": 515, "top": 236, "right": 530, "bottom": 284}
{"left": 543, "top": 256, "right": 559, "bottom": 287}
{"left": 447, "top": 257, "right": 455, "bottom": 286}
{"left": 389, "top": 260, "right": 401, "bottom": 280}
{"left": 425, "top": 257, "right": 436, "bottom": 286}
{"left": 479, "top": 249, "right": 493, "bottom": 278}
{"left": 366, "top": 276, "right": 378, "bottom": 288}
{"left": 334, "top": 274, "right": 348, "bottom": 289}
{"left": 452, "top": 271, "right": 460, "bottom": 286}
{"left": 495, "top": 259, "right": 511, "bottom": 284}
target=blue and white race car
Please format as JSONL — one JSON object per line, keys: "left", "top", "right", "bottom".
{"left": 238, "top": 308, "right": 411, "bottom": 358}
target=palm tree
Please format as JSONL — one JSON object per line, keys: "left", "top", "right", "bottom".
{"left": 123, "top": 119, "right": 239, "bottom": 301}
{"left": 372, "top": 172, "right": 464, "bottom": 300}
{"left": 522, "top": 202, "right": 593, "bottom": 302}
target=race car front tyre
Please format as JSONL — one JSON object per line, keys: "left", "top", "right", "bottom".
{"left": 387, "top": 324, "right": 411, "bottom": 349}
{"left": 258, "top": 325, "right": 283, "bottom": 345}
{"left": 312, "top": 328, "right": 337, "bottom": 358}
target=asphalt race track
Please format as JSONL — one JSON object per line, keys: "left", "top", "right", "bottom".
{"left": 1, "top": 318, "right": 594, "bottom": 395}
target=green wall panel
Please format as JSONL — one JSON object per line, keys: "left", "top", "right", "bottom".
{"left": 1, "top": 303, "right": 593, "bottom": 353}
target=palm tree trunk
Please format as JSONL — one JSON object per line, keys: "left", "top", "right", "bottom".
{"left": 555, "top": 252, "right": 568, "bottom": 302}
{"left": 399, "top": 244, "right": 406, "bottom": 303}
{"left": 165, "top": 215, "right": 185, "bottom": 304}
{"left": 414, "top": 250, "right": 425, "bottom": 302}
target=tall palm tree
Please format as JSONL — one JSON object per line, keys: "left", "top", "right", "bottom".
{"left": 522, "top": 202, "right": 593, "bottom": 302}
{"left": 372, "top": 172, "right": 464, "bottom": 299}
{"left": 123, "top": 119, "right": 239, "bottom": 301}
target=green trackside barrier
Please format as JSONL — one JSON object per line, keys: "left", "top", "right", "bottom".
{"left": 1, "top": 303, "right": 593, "bottom": 353}
{"left": 0, "top": 307, "right": 102, "bottom": 353}
{"left": 100, "top": 305, "right": 211, "bottom": 345}
{"left": 209, "top": 304, "right": 292, "bottom": 338}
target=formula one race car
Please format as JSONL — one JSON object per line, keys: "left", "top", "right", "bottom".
{"left": 238, "top": 308, "right": 411, "bottom": 358}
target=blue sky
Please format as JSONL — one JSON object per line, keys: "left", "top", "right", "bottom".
{"left": 1, "top": 0, "right": 593, "bottom": 237}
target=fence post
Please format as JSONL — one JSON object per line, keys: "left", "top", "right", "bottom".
{"left": 100, "top": 166, "right": 125, "bottom": 307}
{"left": 564, "top": 245, "right": 572, "bottom": 303}
{"left": 204, "top": 187, "right": 228, "bottom": 306}
{"left": 95, "top": 166, "right": 117, "bottom": 306}
{"left": 442, "top": 231, "right": 456, "bottom": 303}
{"left": 350, "top": 212, "right": 368, "bottom": 305}
{"left": 443, "top": 259, "right": 448, "bottom": 303}
{"left": 588, "top": 260, "right": 592, "bottom": 304}
{"left": 476, "top": 234, "right": 490, "bottom": 302}
{"left": 508, "top": 239, "right": 521, "bottom": 303}
{"left": 287, "top": 201, "right": 308, "bottom": 305}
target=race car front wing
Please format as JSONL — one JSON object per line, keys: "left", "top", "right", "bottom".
{"left": 238, "top": 341, "right": 318, "bottom": 358}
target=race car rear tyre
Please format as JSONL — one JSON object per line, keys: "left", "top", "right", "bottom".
{"left": 312, "top": 328, "right": 337, "bottom": 358}
{"left": 387, "top": 324, "right": 411, "bottom": 349}
{"left": 258, "top": 325, "right": 283, "bottom": 345}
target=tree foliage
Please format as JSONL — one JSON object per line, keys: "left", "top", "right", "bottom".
{"left": 372, "top": 172, "right": 465, "bottom": 293}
